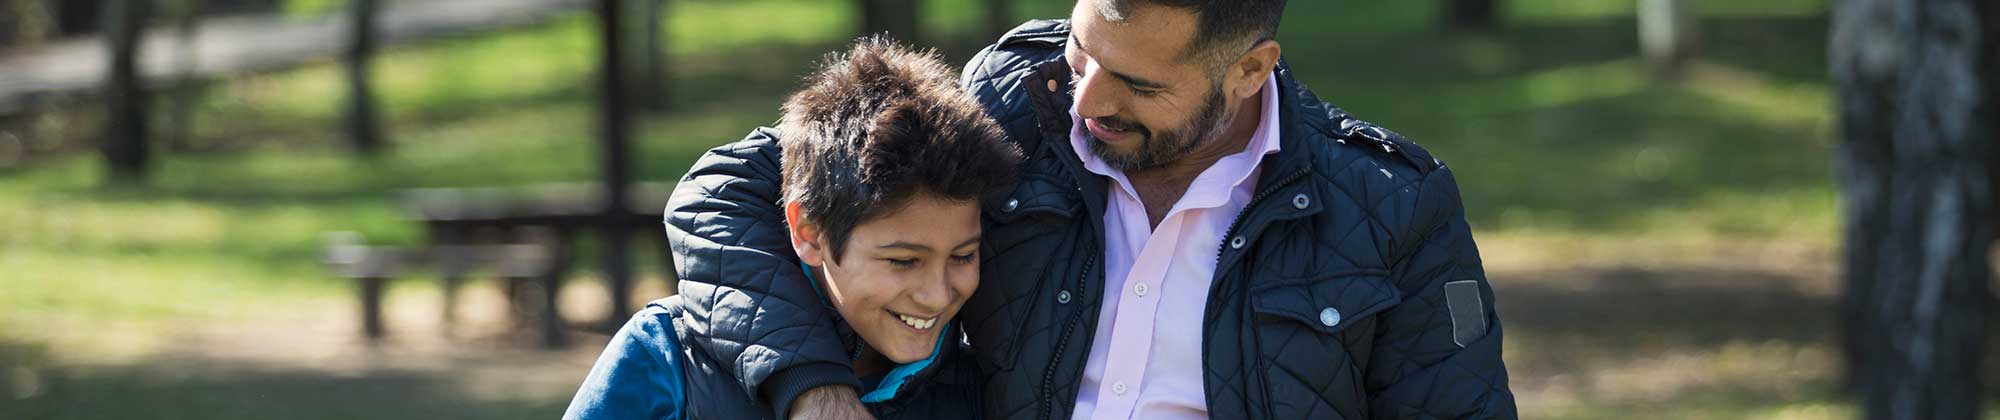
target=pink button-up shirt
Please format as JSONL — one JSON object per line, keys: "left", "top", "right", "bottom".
{"left": 1068, "top": 73, "right": 1282, "bottom": 420}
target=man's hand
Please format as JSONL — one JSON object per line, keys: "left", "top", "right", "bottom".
{"left": 787, "top": 385, "right": 874, "bottom": 420}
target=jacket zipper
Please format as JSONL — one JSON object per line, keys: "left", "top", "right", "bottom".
{"left": 1216, "top": 168, "right": 1313, "bottom": 266}
{"left": 1039, "top": 246, "right": 1096, "bottom": 420}
{"left": 1207, "top": 167, "right": 1309, "bottom": 417}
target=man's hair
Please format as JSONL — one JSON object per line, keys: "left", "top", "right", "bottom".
{"left": 1094, "top": 0, "right": 1287, "bottom": 64}
{"left": 778, "top": 36, "right": 1023, "bottom": 262}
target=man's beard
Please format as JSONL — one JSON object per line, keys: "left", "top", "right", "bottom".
{"left": 1087, "top": 84, "right": 1230, "bottom": 172}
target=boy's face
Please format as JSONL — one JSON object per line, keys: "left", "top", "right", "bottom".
{"left": 789, "top": 194, "right": 982, "bottom": 364}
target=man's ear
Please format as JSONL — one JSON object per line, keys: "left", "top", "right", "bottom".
{"left": 1225, "top": 39, "right": 1281, "bottom": 100}
{"left": 784, "top": 201, "right": 828, "bottom": 267}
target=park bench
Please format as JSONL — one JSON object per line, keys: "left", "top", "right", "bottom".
{"left": 323, "top": 182, "right": 675, "bottom": 348}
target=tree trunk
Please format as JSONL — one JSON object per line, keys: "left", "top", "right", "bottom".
{"left": 1638, "top": 0, "right": 1699, "bottom": 79}
{"left": 1833, "top": 0, "right": 1998, "bottom": 418}
{"left": 58, "top": 0, "right": 106, "bottom": 36}
{"left": 629, "top": 0, "right": 670, "bottom": 111}
{"left": 166, "top": 0, "right": 201, "bottom": 151}
{"left": 1443, "top": 0, "right": 1499, "bottom": 31}
{"left": 596, "top": 0, "right": 635, "bottom": 332}
{"left": 344, "top": 0, "right": 384, "bottom": 156}
{"left": 101, "top": 0, "right": 149, "bottom": 184}
{"left": 858, "top": 0, "right": 920, "bottom": 43}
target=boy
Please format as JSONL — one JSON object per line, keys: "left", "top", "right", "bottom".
{"left": 561, "top": 37, "right": 1022, "bottom": 420}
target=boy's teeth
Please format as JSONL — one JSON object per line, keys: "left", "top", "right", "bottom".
{"left": 898, "top": 314, "right": 935, "bottom": 330}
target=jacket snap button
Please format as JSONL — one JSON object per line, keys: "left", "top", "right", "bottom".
{"left": 1003, "top": 198, "right": 1020, "bottom": 212}
{"left": 1057, "top": 290, "right": 1071, "bottom": 304}
{"left": 1046, "top": 79, "right": 1059, "bottom": 93}
{"left": 1319, "top": 307, "right": 1341, "bottom": 327}
{"left": 1229, "top": 236, "right": 1246, "bottom": 249}
{"left": 1292, "top": 193, "right": 1310, "bottom": 209}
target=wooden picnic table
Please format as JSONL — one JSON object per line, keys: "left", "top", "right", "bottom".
{"left": 327, "top": 181, "right": 676, "bottom": 348}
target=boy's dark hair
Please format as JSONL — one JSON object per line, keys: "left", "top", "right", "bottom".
{"left": 1094, "top": 0, "right": 1287, "bottom": 64}
{"left": 778, "top": 36, "right": 1023, "bottom": 262}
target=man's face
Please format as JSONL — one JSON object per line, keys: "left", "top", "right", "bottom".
{"left": 805, "top": 194, "right": 982, "bottom": 364}
{"left": 1065, "top": 1, "right": 1232, "bottom": 172}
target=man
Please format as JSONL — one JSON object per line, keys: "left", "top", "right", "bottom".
{"left": 664, "top": 1, "right": 1518, "bottom": 418}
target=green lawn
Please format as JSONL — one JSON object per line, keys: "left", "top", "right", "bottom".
{"left": 2, "top": 0, "right": 1920, "bottom": 419}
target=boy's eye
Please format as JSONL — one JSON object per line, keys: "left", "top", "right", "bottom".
{"left": 949, "top": 253, "right": 977, "bottom": 264}
{"left": 885, "top": 258, "right": 918, "bottom": 268}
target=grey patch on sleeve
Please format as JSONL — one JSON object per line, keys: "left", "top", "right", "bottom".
{"left": 1445, "top": 280, "right": 1488, "bottom": 348}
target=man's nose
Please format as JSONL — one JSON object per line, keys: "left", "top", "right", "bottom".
{"left": 1072, "top": 63, "right": 1119, "bottom": 119}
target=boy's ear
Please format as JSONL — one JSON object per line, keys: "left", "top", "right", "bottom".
{"left": 784, "top": 201, "right": 828, "bottom": 267}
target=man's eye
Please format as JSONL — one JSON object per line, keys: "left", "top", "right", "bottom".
{"left": 886, "top": 258, "right": 918, "bottom": 268}
{"left": 1131, "top": 86, "right": 1161, "bottom": 96}
{"left": 949, "top": 253, "right": 977, "bottom": 264}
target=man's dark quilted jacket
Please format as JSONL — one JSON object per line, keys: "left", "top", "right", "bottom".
{"left": 662, "top": 20, "right": 1517, "bottom": 419}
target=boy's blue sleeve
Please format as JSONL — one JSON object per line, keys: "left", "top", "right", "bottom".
{"left": 563, "top": 310, "right": 686, "bottom": 420}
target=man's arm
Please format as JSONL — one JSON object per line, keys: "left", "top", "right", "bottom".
{"left": 663, "top": 128, "right": 869, "bottom": 419}
{"left": 1366, "top": 165, "right": 1519, "bottom": 418}
{"left": 787, "top": 385, "right": 873, "bottom": 420}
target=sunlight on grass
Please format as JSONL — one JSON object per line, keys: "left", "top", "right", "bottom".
{"left": 1752, "top": 403, "right": 1854, "bottom": 420}
{"left": 0, "top": 247, "right": 334, "bottom": 328}
{"left": 1511, "top": 0, "right": 1831, "bottom": 23}
{"left": 1682, "top": 60, "right": 1836, "bottom": 129}
{"left": 1430, "top": 58, "right": 1652, "bottom": 117}
{"left": 670, "top": 0, "right": 851, "bottom": 53}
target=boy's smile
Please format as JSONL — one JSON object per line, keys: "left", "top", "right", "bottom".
{"left": 793, "top": 194, "right": 983, "bottom": 366}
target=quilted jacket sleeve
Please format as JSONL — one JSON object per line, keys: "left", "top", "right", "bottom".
{"left": 1367, "top": 164, "right": 1519, "bottom": 418}
{"left": 663, "top": 128, "right": 863, "bottom": 418}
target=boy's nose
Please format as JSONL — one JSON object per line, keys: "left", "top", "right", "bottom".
{"left": 907, "top": 271, "right": 955, "bottom": 314}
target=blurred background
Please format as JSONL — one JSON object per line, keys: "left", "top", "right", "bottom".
{"left": 0, "top": 0, "right": 1993, "bottom": 418}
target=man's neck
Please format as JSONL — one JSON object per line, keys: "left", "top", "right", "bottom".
{"left": 1126, "top": 92, "right": 1264, "bottom": 228}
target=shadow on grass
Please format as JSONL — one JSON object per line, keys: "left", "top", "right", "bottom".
{"left": 2, "top": 354, "right": 567, "bottom": 420}
{"left": 1493, "top": 264, "right": 2000, "bottom": 405}
{"left": 1496, "top": 266, "right": 1836, "bottom": 351}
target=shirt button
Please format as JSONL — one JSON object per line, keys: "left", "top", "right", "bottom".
{"left": 1057, "top": 290, "right": 1071, "bottom": 304}
{"left": 1133, "top": 282, "right": 1148, "bottom": 297}
{"left": 1319, "top": 307, "right": 1341, "bottom": 327}
{"left": 1112, "top": 381, "right": 1127, "bottom": 395}
{"left": 1292, "top": 193, "right": 1310, "bottom": 209}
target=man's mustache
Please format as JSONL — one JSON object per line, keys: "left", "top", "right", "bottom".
{"left": 1092, "top": 116, "right": 1148, "bottom": 138}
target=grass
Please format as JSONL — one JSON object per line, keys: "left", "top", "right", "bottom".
{"left": 2, "top": 0, "right": 1935, "bottom": 418}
